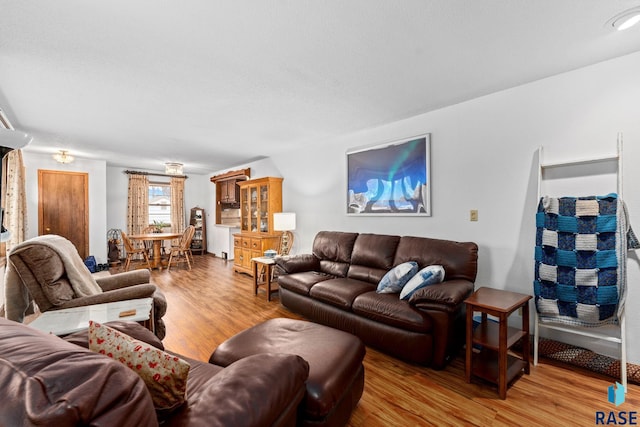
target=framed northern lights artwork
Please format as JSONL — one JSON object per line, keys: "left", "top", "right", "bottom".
{"left": 347, "top": 134, "right": 431, "bottom": 216}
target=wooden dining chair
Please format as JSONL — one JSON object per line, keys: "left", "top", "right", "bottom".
{"left": 167, "top": 226, "right": 196, "bottom": 271}
{"left": 141, "top": 226, "right": 156, "bottom": 256}
{"left": 121, "top": 231, "right": 152, "bottom": 271}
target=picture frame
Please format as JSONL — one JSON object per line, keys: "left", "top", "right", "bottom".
{"left": 347, "top": 133, "right": 431, "bottom": 216}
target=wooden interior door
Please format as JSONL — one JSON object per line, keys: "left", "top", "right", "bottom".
{"left": 38, "top": 170, "right": 89, "bottom": 259}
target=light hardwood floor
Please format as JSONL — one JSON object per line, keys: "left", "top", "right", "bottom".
{"left": 139, "top": 255, "right": 639, "bottom": 427}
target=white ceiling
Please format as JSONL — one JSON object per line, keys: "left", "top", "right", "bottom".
{"left": 2, "top": 1, "right": 640, "bottom": 173}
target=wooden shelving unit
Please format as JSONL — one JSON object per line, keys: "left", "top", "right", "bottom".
{"left": 189, "top": 207, "right": 206, "bottom": 255}
{"left": 233, "top": 177, "right": 283, "bottom": 276}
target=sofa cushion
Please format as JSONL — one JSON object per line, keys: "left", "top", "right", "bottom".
{"left": 309, "top": 278, "right": 375, "bottom": 310}
{"left": 352, "top": 292, "right": 433, "bottom": 333}
{"left": 88, "top": 321, "right": 190, "bottom": 414}
{"left": 400, "top": 265, "right": 445, "bottom": 300}
{"left": 313, "top": 231, "right": 359, "bottom": 277}
{"left": 277, "top": 271, "right": 334, "bottom": 296}
{"left": 376, "top": 261, "right": 419, "bottom": 294}
{"left": 350, "top": 233, "right": 401, "bottom": 270}
{"left": 394, "top": 236, "right": 478, "bottom": 282}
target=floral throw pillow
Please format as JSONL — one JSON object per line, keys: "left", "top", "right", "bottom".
{"left": 88, "top": 321, "right": 190, "bottom": 413}
{"left": 376, "top": 261, "right": 419, "bottom": 293}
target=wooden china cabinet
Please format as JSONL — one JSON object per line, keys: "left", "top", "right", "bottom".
{"left": 233, "top": 177, "right": 283, "bottom": 276}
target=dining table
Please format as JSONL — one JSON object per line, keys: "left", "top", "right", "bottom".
{"left": 127, "top": 232, "right": 182, "bottom": 270}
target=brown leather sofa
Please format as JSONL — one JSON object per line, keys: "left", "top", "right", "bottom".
{"left": 0, "top": 317, "right": 309, "bottom": 427}
{"left": 276, "top": 231, "right": 478, "bottom": 368}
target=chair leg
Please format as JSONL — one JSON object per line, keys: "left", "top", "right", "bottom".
{"left": 184, "top": 250, "right": 192, "bottom": 270}
{"left": 167, "top": 252, "right": 174, "bottom": 271}
{"left": 142, "top": 251, "right": 152, "bottom": 270}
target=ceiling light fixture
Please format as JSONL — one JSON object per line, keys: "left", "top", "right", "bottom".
{"left": 53, "top": 150, "right": 74, "bottom": 164}
{"left": 607, "top": 7, "right": 640, "bottom": 31}
{"left": 165, "top": 162, "right": 184, "bottom": 175}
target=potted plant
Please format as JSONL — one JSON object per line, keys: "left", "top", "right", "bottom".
{"left": 152, "top": 220, "right": 169, "bottom": 233}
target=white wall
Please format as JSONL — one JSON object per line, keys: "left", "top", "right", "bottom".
{"left": 265, "top": 51, "right": 640, "bottom": 363}
{"left": 22, "top": 152, "right": 108, "bottom": 262}
{"left": 18, "top": 50, "right": 638, "bottom": 364}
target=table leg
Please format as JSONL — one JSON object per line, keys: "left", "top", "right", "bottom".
{"left": 253, "top": 261, "right": 259, "bottom": 295}
{"left": 498, "top": 313, "right": 508, "bottom": 399}
{"left": 266, "top": 264, "right": 273, "bottom": 301}
{"left": 522, "top": 301, "right": 530, "bottom": 374}
{"left": 465, "top": 304, "right": 473, "bottom": 383}
{"left": 152, "top": 240, "right": 162, "bottom": 269}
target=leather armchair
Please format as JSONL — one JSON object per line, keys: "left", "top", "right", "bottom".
{"left": 3, "top": 235, "right": 167, "bottom": 339}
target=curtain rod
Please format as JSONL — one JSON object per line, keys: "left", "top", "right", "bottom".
{"left": 124, "top": 170, "right": 188, "bottom": 179}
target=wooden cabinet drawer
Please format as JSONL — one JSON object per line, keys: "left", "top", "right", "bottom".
{"left": 241, "top": 238, "right": 251, "bottom": 249}
{"left": 233, "top": 236, "right": 241, "bottom": 248}
{"left": 251, "top": 238, "right": 261, "bottom": 251}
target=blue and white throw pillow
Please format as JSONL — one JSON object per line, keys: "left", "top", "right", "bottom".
{"left": 376, "top": 261, "right": 419, "bottom": 294}
{"left": 400, "top": 265, "right": 445, "bottom": 300}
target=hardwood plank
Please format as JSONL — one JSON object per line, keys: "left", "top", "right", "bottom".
{"left": 133, "top": 255, "right": 639, "bottom": 426}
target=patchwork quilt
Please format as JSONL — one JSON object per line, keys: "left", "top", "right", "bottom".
{"left": 533, "top": 193, "right": 628, "bottom": 327}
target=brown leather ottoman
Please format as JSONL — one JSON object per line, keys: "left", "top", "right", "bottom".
{"left": 210, "top": 318, "right": 365, "bottom": 427}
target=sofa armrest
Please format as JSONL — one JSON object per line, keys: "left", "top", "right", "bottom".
{"left": 409, "top": 279, "right": 474, "bottom": 310}
{"left": 275, "top": 254, "right": 320, "bottom": 274}
{"left": 53, "top": 284, "right": 157, "bottom": 309}
{"left": 176, "top": 353, "right": 309, "bottom": 425}
{"left": 96, "top": 269, "right": 151, "bottom": 292}
{"left": 63, "top": 320, "right": 165, "bottom": 350}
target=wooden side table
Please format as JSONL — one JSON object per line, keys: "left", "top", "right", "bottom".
{"left": 465, "top": 287, "right": 532, "bottom": 399}
{"left": 251, "top": 256, "right": 278, "bottom": 301}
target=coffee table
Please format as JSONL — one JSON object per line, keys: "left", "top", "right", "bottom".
{"left": 27, "top": 298, "right": 154, "bottom": 336}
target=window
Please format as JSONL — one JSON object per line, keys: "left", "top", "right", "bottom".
{"left": 149, "top": 182, "right": 171, "bottom": 226}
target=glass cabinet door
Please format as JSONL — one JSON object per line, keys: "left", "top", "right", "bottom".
{"left": 241, "top": 188, "right": 249, "bottom": 231}
{"left": 250, "top": 186, "right": 258, "bottom": 232}
{"left": 259, "top": 184, "right": 269, "bottom": 232}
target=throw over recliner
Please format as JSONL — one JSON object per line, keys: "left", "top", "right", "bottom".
{"left": 3, "top": 234, "right": 167, "bottom": 339}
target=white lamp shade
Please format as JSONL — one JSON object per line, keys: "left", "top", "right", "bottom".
{"left": 273, "top": 212, "right": 296, "bottom": 231}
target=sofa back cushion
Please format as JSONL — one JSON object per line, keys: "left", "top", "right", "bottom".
{"left": 394, "top": 236, "right": 478, "bottom": 282}
{"left": 9, "top": 245, "right": 75, "bottom": 311}
{"left": 313, "top": 231, "right": 359, "bottom": 277}
{"left": 348, "top": 234, "right": 401, "bottom": 284}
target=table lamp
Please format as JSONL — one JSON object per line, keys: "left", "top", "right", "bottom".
{"left": 273, "top": 212, "right": 296, "bottom": 255}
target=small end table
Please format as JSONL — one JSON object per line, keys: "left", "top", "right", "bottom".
{"left": 465, "top": 287, "right": 532, "bottom": 399}
{"left": 251, "top": 256, "right": 278, "bottom": 301}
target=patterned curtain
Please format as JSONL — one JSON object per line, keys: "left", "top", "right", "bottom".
{"left": 170, "top": 176, "right": 185, "bottom": 232}
{"left": 127, "top": 174, "right": 149, "bottom": 235}
{"left": 1, "top": 149, "right": 27, "bottom": 253}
